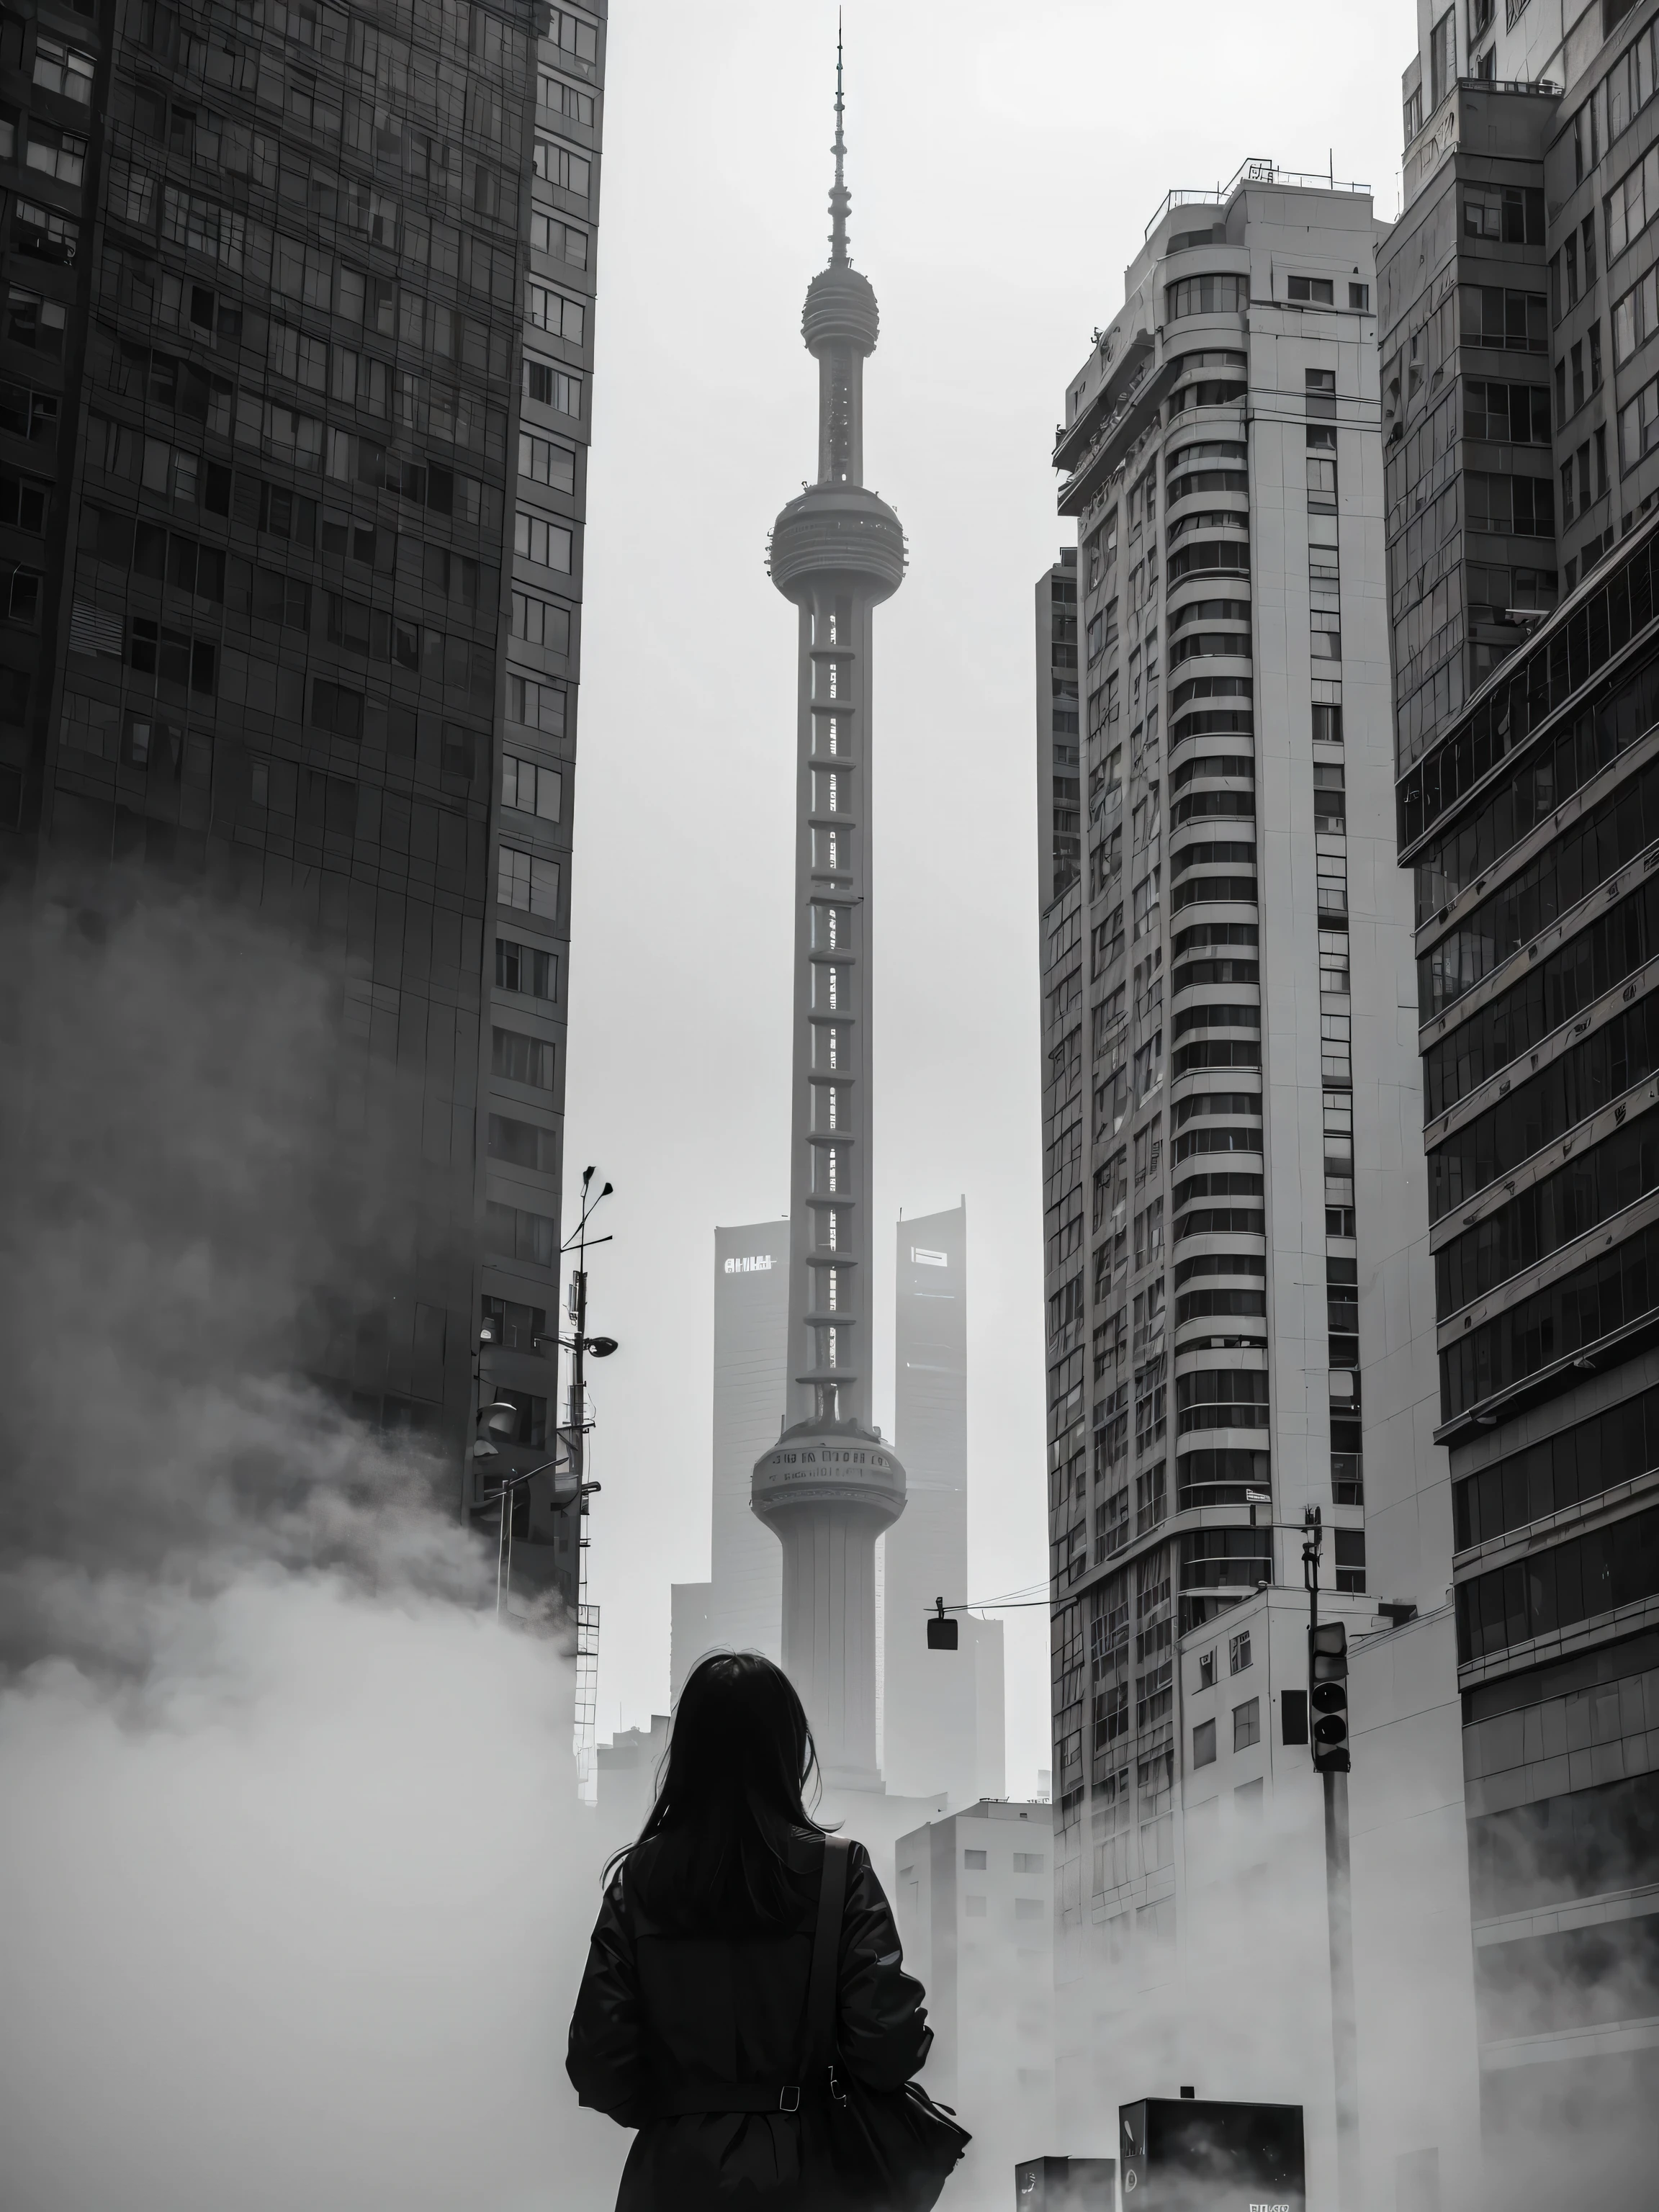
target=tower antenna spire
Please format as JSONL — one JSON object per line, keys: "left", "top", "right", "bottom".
{"left": 830, "top": 12, "right": 850, "bottom": 266}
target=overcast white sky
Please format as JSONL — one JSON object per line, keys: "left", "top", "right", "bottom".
{"left": 566, "top": 0, "right": 1419, "bottom": 1796}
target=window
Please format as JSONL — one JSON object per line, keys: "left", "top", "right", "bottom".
{"left": 1166, "top": 272, "right": 1246, "bottom": 320}
{"left": 1012, "top": 1851, "right": 1045, "bottom": 1874}
{"left": 530, "top": 210, "right": 589, "bottom": 269}
{"left": 516, "top": 510, "right": 573, "bottom": 575}
{"left": 1460, "top": 287, "right": 1548, "bottom": 352}
{"left": 1462, "top": 184, "right": 1546, "bottom": 246}
{"left": 497, "top": 847, "right": 559, "bottom": 918}
{"left": 1311, "top": 609, "right": 1341, "bottom": 660}
{"left": 6, "top": 567, "right": 40, "bottom": 624}
{"left": 1464, "top": 472, "right": 1555, "bottom": 535}
{"left": 523, "top": 357, "right": 582, "bottom": 416}
{"left": 487, "top": 1114, "right": 556, "bottom": 1174}
{"left": 491, "top": 1025, "right": 555, "bottom": 1089}
{"left": 0, "top": 472, "right": 47, "bottom": 533}
{"left": 483, "top": 1200, "right": 557, "bottom": 1267}
{"left": 507, "top": 672, "right": 566, "bottom": 735}
{"left": 1192, "top": 1717, "right": 1217, "bottom": 1766}
{"left": 496, "top": 936, "right": 557, "bottom": 1000}
{"left": 25, "top": 122, "right": 86, "bottom": 186}
{"left": 501, "top": 752, "right": 562, "bottom": 822}
{"left": 309, "top": 678, "right": 361, "bottom": 737}
{"left": 14, "top": 200, "right": 78, "bottom": 265}
{"left": 963, "top": 1848, "right": 987, "bottom": 1869}
{"left": 5, "top": 287, "right": 66, "bottom": 358}
{"left": 512, "top": 591, "right": 570, "bottom": 652}
{"left": 1305, "top": 367, "right": 1336, "bottom": 418}
{"left": 1197, "top": 1648, "right": 1216, "bottom": 1688}
{"left": 1349, "top": 282, "right": 1370, "bottom": 311}
{"left": 1319, "top": 929, "right": 1351, "bottom": 995}
{"left": 1228, "top": 1629, "right": 1252, "bottom": 1675}
{"left": 480, "top": 1296, "right": 548, "bottom": 1356}
{"left": 1334, "top": 1529, "right": 1367, "bottom": 1593}
{"left": 1287, "top": 274, "right": 1334, "bottom": 305}
{"left": 1429, "top": 10, "right": 1455, "bottom": 108}
{"left": 533, "top": 136, "right": 592, "bottom": 198}
{"left": 1462, "top": 379, "right": 1552, "bottom": 444}
{"left": 519, "top": 430, "right": 576, "bottom": 492}
{"left": 269, "top": 321, "right": 328, "bottom": 392}
{"left": 1607, "top": 138, "right": 1659, "bottom": 260}
{"left": 548, "top": 6, "right": 601, "bottom": 63}
{"left": 539, "top": 68, "right": 597, "bottom": 125}
{"left": 526, "top": 281, "right": 585, "bottom": 345}
{"left": 1306, "top": 429, "right": 1336, "bottom": 511}
{"left": 1232, "top": 1696, "right": 1261, "bottom": 1751}
{"left": 32, "top": 36, "right": 94, "bottom": 103}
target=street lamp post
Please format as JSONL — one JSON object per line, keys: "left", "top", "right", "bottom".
{"left": 480, "top": 1167, "right": 619, "bottom": 1622}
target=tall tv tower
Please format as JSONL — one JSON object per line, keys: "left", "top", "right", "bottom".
{"left": 752, "top": 37, "right": 907, "bottom": 1794}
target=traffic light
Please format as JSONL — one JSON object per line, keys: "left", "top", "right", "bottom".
{"left": 927, "top": 1597, "right": 958, "bottom": 1651}
{"left": 1308, "top": 1621, "right": 1350, "bottom": 1773}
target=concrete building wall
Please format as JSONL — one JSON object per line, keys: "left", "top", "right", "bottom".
{"left": 894, "top": 1799, "right": 1054, "bottom": 2200}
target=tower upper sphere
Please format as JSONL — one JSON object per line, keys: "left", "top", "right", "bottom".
{"left": 804, "top": 24, "right": 878, "bottom": 356}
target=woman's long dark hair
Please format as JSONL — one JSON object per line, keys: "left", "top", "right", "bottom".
{"left": 608, "top": 1652, "right": 828, "bottom": 1936}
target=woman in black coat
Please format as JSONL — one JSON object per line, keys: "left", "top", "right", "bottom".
{"left": 567, "top": 1652, "right": 934, "bottom": 2209}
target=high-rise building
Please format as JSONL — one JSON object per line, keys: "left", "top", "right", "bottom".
{"left": 0, "top": 0, "right": 604, "bottom": 1612}
{"left": 750, "top": 48, "right": 908, "bottom": 1795}
{"left": 671, "top": 1218, "right": 789, "bottom": 1699}
{"left": 1036, "top": 547, "right": 1080, "bottom": 902}
{"left": 883, "top": 1202, "right": 1005, "bottom": 1804}
{"left": 1384, "top": 8, "right": 1659, "bottom": 2195}
{"left": 1037, "top": 162, "right": 1466, "bottom": 2202}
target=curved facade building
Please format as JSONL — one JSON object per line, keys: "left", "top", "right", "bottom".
{"left": 751, "top": 55, "right": 906, "bottom": 1794}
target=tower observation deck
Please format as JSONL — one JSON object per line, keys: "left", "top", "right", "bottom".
{"left": 752, "top": 43, "right": 906, "bottom": 1793}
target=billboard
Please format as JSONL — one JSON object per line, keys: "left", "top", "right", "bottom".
{"left": 1118, "top": 2098, "right": 1305, "bottom": 2209}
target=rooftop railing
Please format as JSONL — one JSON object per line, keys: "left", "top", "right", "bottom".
{"left": 1144, "top": 158, "right": 1370, "bottom": 239}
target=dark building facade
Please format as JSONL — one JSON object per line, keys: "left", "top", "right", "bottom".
{"left": 1034, "top": 544, "right": 1078, "bottom": 904}
{"left": 1387, "top": 6, "right": 1659, "bottom": 2190}
{"left": 0, "top": 0, "right": 605, "bottom": 1609}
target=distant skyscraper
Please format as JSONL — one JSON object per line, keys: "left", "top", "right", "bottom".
{"left": 671, "top": 1218, "right": 788, "bottom": 1699}
{"left": 750, "top": 45, "right": 908, "bottom": 1794}
{"left": 884, "top": 1202, "right": 1005, "bottom": 1804}
{"left": 1, "top": 0, "right": 606, "bottom": 1614}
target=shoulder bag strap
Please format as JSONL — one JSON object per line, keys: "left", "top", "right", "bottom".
{"left": 802, "top": 1836, "right": 851, "bottom": 2077}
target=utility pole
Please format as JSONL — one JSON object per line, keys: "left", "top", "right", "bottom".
{"left": 1304, "top": 1507, "right": 1361, "bottom": 2212}
{"left": 562, "top": 1166, "right": 614, "bottom": 1799}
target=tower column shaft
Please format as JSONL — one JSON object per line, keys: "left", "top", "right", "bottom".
{"left": 787, "top": 587, "right": 876, "bottom": 1432}
{"left": 776, "top": 1502, "right": 886, "bottom": 1787}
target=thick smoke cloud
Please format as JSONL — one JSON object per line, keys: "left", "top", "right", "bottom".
{"left": 0, "top": 891, "right": 625, "bottom": 2211}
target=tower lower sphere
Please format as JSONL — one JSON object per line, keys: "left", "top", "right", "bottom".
{"left": 752, "top": 1416, "right": 905, "bottom": 1791}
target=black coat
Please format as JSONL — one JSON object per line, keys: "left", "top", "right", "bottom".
{"left": 567, "top": 1829, "right": 932, "bottom": 2210}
